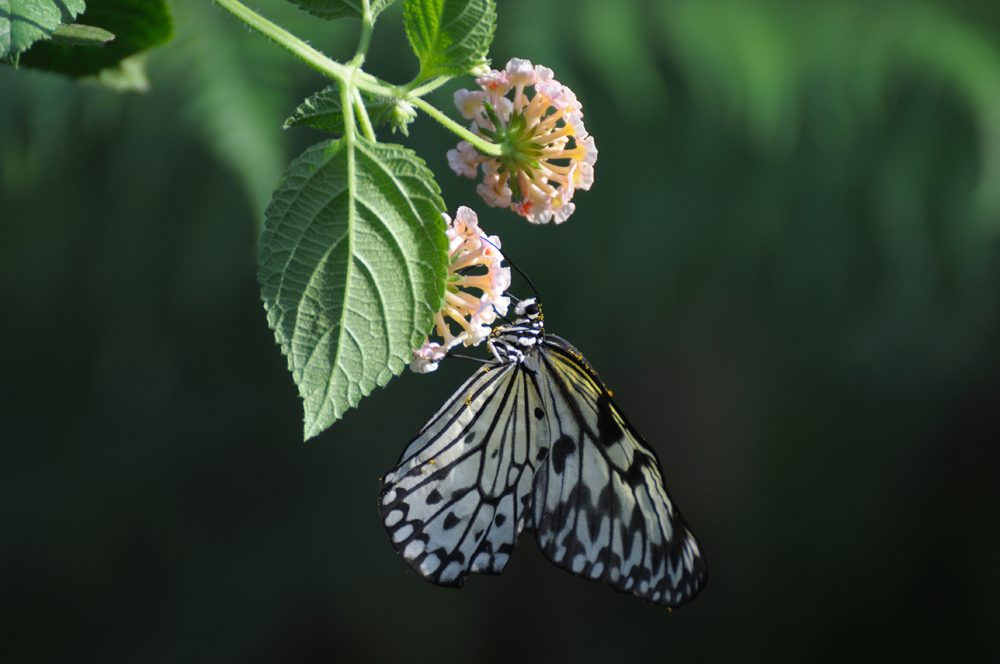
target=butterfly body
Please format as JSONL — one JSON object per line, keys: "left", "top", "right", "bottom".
{"left": 380, "top": 299, "right": 708, "bottom": 607}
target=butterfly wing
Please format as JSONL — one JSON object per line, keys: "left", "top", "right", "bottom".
{"left": 530, "top": 336, "right": 709, "bottom": 607}
{"left": 379, "top": 360, "right": 546, "bottom": 587}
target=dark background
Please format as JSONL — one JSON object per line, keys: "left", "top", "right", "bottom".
{"left": 2, "top": 1, "right": 999, "bottom": 661}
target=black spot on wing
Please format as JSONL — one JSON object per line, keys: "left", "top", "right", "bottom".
{"left": 534, "top": 407, "right": 545, "bottom": 419}
{"left": 426, "top": 489, "right": 443, "bottom": 505}
{"left": 586, "top": 486, "right": 611, "bottom": 541}
{"left": 551, "top": 435, "right": 576, "bottom": 474}
{"left": 443, "top": 512, "right": 461, "bottom": 530}
{"left": 536, "top": 448, "right": 548, "bottom": 461}
{"left": 596, "top": 392, "right": 623, "bottom": 447}
{"left": 430, "top": 466, "right": 453, "bottom": 483}
{"left": 649, "top": 541, "right": 664, "bottom": 571}
{"left": 622, "top": 456, "right": 649, "bottom": 489}
{"left": 494, "top": 513, "right": 506, "bottom": 526}
{"left": 621, "top": 507, "right": 646, "bottom": 561}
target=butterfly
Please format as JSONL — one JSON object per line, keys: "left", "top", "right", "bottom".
{"left": 379, "top": 298, "right": 708, "bottom": 607}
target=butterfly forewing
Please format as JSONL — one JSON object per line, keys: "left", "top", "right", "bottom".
{"left": 379, "top": 361, "right": 546, "bottom": 587}
{"left": 530, "top": 336, "right": 709, "bottom": 607}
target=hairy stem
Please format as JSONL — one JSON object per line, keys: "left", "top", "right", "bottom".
{"left": 406, "top": 76, "right": 451, "bottom": 98}
{"left": 354, "top": 88, "right": 377, "bottom": 141}
{"left": 354, "top": 0, "right": 374, "bottom": 63}
{"left": 214, "top": 0, "right": 396, "bottom": 102}
{"left": 411, "top": 98, "right": 502, "bottom": 156}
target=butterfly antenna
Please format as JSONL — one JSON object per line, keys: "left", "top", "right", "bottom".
{"left": 479, "top": 235, "right": 540, "bottom": 299}
{"left": 446, "top": 352, "right": 492, "bottom": 365}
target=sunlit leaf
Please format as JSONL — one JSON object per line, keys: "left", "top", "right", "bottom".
{"left": 259, "top": 137, "right": 447, "bottom": 439}
{"left": 404, "top": 0, "right": 495, "bottom": 80}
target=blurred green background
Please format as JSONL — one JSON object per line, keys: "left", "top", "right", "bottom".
{"left": 2, "top": 0, "right": 999, "bottom": 661}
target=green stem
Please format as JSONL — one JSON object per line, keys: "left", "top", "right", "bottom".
{"left": 214, "top": 0, "right": 354, "bottom": 85}
{"left": 411, "top": 97, "right": 502, "bottom": 157}
{"left": 354, "top": 89, "right": 377, "bottom": 141}
{"left": 214, "top": 0, "right": 490, "bottom": 153}
{"left": 341, "top": 71, "right": 357, "bottom": 144}
{"left": 405, "top": 76, "right": 451, "bottom": 98}
{"left": 355, "top": 1, "right": 374, "bottom": 62}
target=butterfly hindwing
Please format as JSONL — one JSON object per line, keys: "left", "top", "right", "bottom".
{"left": 379, "top": 361, "right": 546, "bottom": 587}
{"left": 530, "top": 336, "right": 709, "bottom": 607}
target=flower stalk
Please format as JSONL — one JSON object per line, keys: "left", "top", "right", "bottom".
{"left": 411, "top": 98, "right": 503, "bottom": 157}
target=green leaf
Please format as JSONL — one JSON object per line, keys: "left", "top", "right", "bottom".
{"left": 1, "top": 0, "right": 86, "bottom": 61}
{"left": 18, "top": 0, "right": 172, "bottom": 81}
{"left": 403, "top": 0, "right": 495, "bottom": 80}
{"left": 284, "top": 84, "right": 417, "bottom": 136}
{"left": 259, "top": 137, "right": 448, "bottom": 439}
{"left": 285, "top": 84, "right": 389, "bottom": 133}
{"left": 289, "top": 0, "right": 398, "bottom": 21}
{"left": 49, "top": 22, "right": 114, "bottom": 47}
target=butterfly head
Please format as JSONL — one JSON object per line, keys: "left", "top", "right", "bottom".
{"left": 514, "top": 297, "right": 542, "bottom": 322}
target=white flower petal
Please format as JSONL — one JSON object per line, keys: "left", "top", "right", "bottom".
{"left": 453, "top": 89, "right": 487, "bottom": 119}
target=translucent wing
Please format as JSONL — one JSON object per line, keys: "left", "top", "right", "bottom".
{"left": 379, "top": 360, "right": 546, "bottom": 587}
{"left": 530, "top": 336, "right": 709, "bottom": 607}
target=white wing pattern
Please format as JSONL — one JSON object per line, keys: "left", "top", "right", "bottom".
{"left": 379, "top": 299, "right": 708, "bottom": 607}
{"left": 379, "top": 361, "right": 546, "bottom": 585}
{"left": 531, "top": 335, "right": 707, "bottom": 606}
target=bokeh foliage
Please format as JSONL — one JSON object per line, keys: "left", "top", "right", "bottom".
{"left": 3, "top": 0, "right": 174, "bottom": 92}
{"left": 1, "top": 0, "right": 998, "bottom": 662}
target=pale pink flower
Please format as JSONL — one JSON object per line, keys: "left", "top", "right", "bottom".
{"left": 447, "top": 141, "right": 482, "bottom": 179}
{"left": 570, "top": 161, "right": 594, "bottom": 191}
{"left": 476, "top": 174, "right": 513, "bottom": 209}
{"left": 506, "top": 58, "right": 537, "bottom": 87}
{"left": 453, "top": 89, "right": 487, "bottom": 119}
{"left": 474, "top": 69, "right": 511, "bottom": 95}
{"left": 411, "top": 208, "right": 512, "bottom": 373}
{"left": 410, "top": 342, "right": 446, "bottom": 374}
{"left": 448, "top": 58, "right": 597, "bottom": 224}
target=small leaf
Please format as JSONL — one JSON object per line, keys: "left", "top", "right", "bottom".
{"left": 286, "top": 85, "right": 418, "bottom": 136}
{"left": 259, "top": 137, "right": 448, "bottom": 439}
{"left": 1, "top": 0, "right": 86, "bottom": 61}
{"left": 18, "top": 0, "right": 173, "bottom": 82}
{"left": 284, "top": 84, "right": 394, "bottom": 134}
{"left": 49, "top": 23, "right": 114, "bottom": 47}
{"left": 404, "top": 0, "right": 495, "bottom": 80}
{"left": 289, "top": 0, "right": 398, "bottom": 21}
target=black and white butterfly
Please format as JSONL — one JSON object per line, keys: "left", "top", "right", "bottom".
{"left": 379, "top": 298, "right": 708, "bottom": 607}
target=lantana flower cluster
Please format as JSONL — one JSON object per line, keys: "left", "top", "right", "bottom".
{"left": 447, "top": 58, "right": 598, "bottom": 225}
{"left": 411, "top": 207, "right": 511, "bottom": 373}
